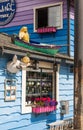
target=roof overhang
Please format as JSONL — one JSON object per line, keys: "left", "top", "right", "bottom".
{"left": 0, "top": 33, "right": 74, "bottom": 64}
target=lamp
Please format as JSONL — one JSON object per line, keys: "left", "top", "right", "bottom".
{"left": 33, "top": 60, "right": 39, "bottom": 69}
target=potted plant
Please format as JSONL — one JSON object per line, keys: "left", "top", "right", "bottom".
{"left": 31, "top": 97, "right": 58, "bottom": 114}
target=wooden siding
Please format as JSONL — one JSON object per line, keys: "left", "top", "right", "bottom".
{"left": 70, "top": 0, "right": 74, "bottom": 57}
{"left": 0, "top": 19, "right": 68, "bottom": 54}
{"left": 0, "top": 56, "right": 74, "bottom": 130}
{"left": 0, "top": 0, "right": 68, "bottom": 54}
{"left": 59, "top": 64, "right": 74, "bottom": 119}
{"left": 0, "top": 0, "right": 67, "bottom": 28}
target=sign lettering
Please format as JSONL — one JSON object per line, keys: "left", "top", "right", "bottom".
{"left": 0, "top": 0, "right": 16, "bottom": 26}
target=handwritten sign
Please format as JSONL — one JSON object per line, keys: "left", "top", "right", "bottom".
{"left": 0, "top": 0, "right": 16, "bottom": 26}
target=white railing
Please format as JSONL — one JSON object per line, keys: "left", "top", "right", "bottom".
{"left": 48, "top": 118, "right": 73, "bottom": 130}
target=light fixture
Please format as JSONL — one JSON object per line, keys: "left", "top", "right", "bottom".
{"left": 33, "top": 60, "right": 39, "bottom": 69}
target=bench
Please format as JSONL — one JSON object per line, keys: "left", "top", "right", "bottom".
{"left": 47, "top": 118, "right": 73, "bottom": 130}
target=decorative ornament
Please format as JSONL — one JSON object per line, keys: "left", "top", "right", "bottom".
{"left": 21, "top": 56, "right": 30, "bottom": 66}
{"left": 19, "top": 26, "right": 30, "bottom": 43}
{"left": 7, "top": 55, "right": 21, "bottom": 73}
{"left": 6, "top": 55, "right": 31, "bottom": 73}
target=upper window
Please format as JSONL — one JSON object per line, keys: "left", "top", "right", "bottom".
{"left": 34, "top": 2, "right": 63, "bottom": 32}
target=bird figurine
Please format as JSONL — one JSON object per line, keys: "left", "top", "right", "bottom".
{"left": 21, "top": 56, "right": 30, "bottom": 67}
{"left": 7, "top": 55, "right": 21, "bottom": 73}
{"left": 19, "top": 26, "right": 30, "bottom": 43}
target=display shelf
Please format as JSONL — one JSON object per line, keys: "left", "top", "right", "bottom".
{"left": 26, "top": 68, "right": 53, "bottom": 105}
{"left": 26, "top": 93, "right": 41, "bottom": 96}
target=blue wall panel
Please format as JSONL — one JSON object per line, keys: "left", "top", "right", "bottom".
{"left": 59, "top": 65, "right": 74, "bottom": 118}
{"left": 70, "top": 19, "right": 74, "bottom": 57}
{"left": 0, "top": 19, "right": 68, "bottom": 54}
{"left": 0, "top": 0, "right": 74, "bottom": 129}
{"left": 0, "top": 56, "right": 74, "bottom": 129}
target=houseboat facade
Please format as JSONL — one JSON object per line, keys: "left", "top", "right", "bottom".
{"left": 0, "top": 0, "right": 74, "bottom": 130}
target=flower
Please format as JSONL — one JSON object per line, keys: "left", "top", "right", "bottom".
{"left": 50, "top": 99, "right": 58, "bottom": 106}
{"left": 31, "top": 97, "right": 58, "bottom": 107}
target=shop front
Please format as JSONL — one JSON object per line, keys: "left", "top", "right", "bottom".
{"left": 0, "top": 33, "right": 74, "bottom": 130}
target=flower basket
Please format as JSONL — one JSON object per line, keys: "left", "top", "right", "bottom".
{"left": 37, "top": 27, "right": 56, "bottom": 33}
{"left": 32, "top": 106, "right": 56, "bottom": 114}
{"left": 31, "top": 97, "right": 58, "bottom": 114}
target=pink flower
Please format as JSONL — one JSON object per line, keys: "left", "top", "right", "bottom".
{"left": 35, "top": 97, "right": 40, "bottom": 102}
{"left": 33, "top": 97, "right": 58, "bottom": 107}
{"left": 47, "top": 97, "right": 51, "bottom": 102}
{"left": 41, "top": 97, "right": 47, "bottom": 102}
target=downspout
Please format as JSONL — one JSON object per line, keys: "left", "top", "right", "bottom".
{"left": 74, "top": 0, "right": 83, "bottom": 129}
{"left": 53, "top": 63, "right": 60, "bottom": 109}
{"left": 56, "top": 64, "right": 60, "bottom": 109}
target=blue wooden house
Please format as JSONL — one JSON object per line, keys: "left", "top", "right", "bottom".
{"left": 0, "top": 0, "right": 74, "bottom": 129}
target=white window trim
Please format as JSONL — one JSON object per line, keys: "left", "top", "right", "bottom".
{"left": 21, "top": 64, "right": 60, "bottom": 114}
{"left": 56, "top": 64, "right": 60, "bottom": 109}
{"left": 21, "top": 67, "right": 32, "bottom": 114}
{"left": 34, "top": 2, "right": 63, "bottom": 32}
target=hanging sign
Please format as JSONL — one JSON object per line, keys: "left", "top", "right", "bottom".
{"left": 0, "top": 0, "right": 16, "bottom": 26}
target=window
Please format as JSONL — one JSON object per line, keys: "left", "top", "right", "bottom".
{"left": 21, "top": 62, "right": 60, "bottom": 114}
{"left": 34, "top": 2, "right": 63, "bottom": 32}
{"left": 4, "top": 79, "right": 16, "bottom": 101}
{"left": 26, "top": 68, "right": 53, "bottom": 104}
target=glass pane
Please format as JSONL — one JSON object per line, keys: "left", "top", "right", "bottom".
{"left": 41, "top": 72, "right": 52, "bottom": 98}
{"left": 37, "top": 8, "right": 48, "bottom": 28}
{"left": 11, "top": 89, "right": 15, "bottom": 96}
{"left": 26, "top": 70, "right": 41, "bottom": 105}
{"left": 6, "top": 90, "right": 11, "bottom": 96}
{"left": 26, "top": 69, "right": 53, "bottom": 106}
{"left": 48, "top": 5, "right": 61, "bottom": 27}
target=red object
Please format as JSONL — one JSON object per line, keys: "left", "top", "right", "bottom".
{"left": 37, "top": 27, "right": 56, "bottom": 33}
{"left": 32, "top": 106, "right": 56, "bottom": 114}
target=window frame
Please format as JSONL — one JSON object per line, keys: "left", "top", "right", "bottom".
{"left": 22, "top": 67, "right": 32, "bottom": 114}
{"left": 34, "top": 2, "right": 63, "bottom": 32}
{"left": 21, "top": 63, "right": 60, "bottom": 114}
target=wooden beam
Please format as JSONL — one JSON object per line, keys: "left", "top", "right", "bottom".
{"left": 74, "top": 0, "right": 83, "bottom": 129}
